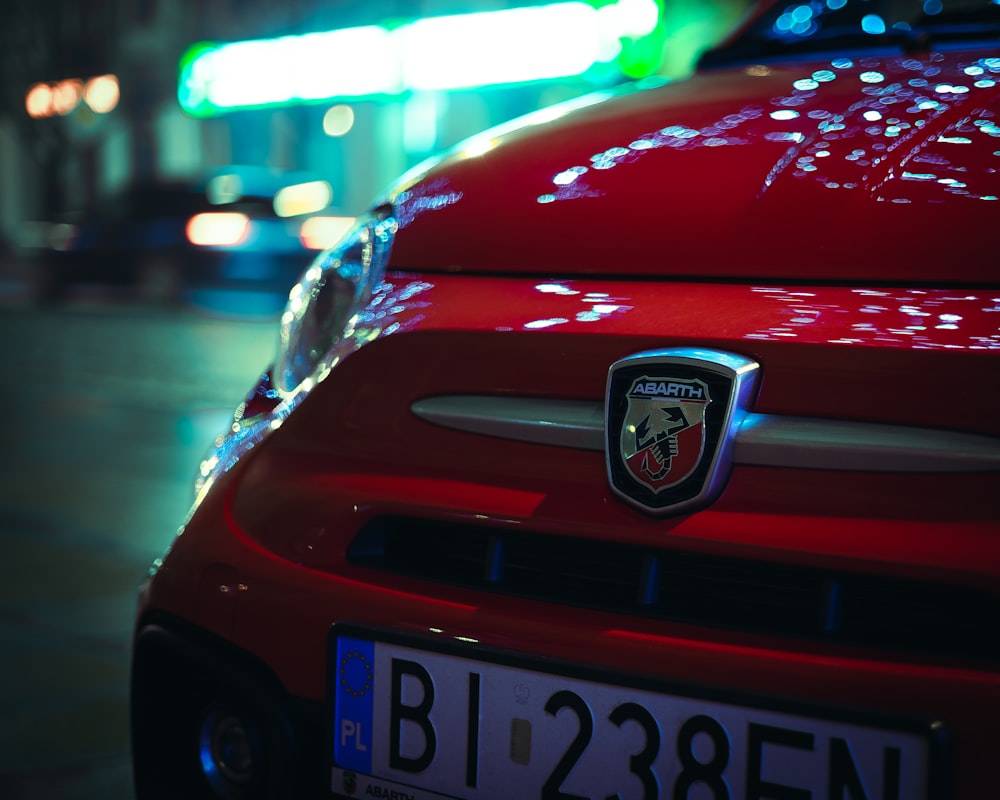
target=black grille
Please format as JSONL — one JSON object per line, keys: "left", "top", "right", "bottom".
{"left": 347, "top": 517, "right": 999, "bottom": 663}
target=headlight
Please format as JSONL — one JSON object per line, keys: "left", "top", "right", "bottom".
{"left": 274, "top": 206, "right": 396, "bottom": 395}
{"left": 180, "top": 207, "right": 397, "bottom": 515}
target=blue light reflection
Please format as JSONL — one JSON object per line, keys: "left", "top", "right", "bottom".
{"left": 535, "top": 54, "right": 1000, "bottom": 205}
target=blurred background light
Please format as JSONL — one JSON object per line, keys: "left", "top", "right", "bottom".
{"left": 180, "top": 26, "right": 397, "bottom": 115}
{"left": 10, "top": 0, "right": 748, "bottom": 250}
{"left": 83, "top": 75, "right": 120, "bottom": 114}
{"left": 206, "top": 173, "right": 245, "bottom": 205}
{"left": 177, "top": 0, "right": 665, "bottom": 116}
{"left": 25, "top": 75, "right": 119, "bottom": 118}
{"left": 186, "top": 212, "right": 251, "bottom": 246}
{"left": 598, "top": 0, "right": 660, "bottom": 37}
{"left": 273, "top": 180, "right": 333, "bottom": 217}
{"left": 323, "top": 104, "right": 356, "bottom": 137}
{"left": 25, "top": 83, "right": 53, "bottom": 118}
{"left": 299, "top": 215, "right": 357, "bottom": 250}
{"left": 51, "top": 80, "right": 83, "bottom": 116}
{"left": 292, "top": 27, "right": 399, "bottom": 99}
{"left": 397, "top": 3, "right": 607, "bottom": 91}
{"left": 862, "top": 14, "right": 887, "bottom": 34}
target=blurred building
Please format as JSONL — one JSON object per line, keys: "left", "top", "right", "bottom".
{"left": 1, "top": 0, "right": 749, "bottom": 255}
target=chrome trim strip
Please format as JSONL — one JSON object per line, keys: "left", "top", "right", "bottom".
{"left": 412, "top": 396, "right": 606, "bottom": 451}
{"left": 733, "top": 414, "right": 1000, "bottom": 472}
{"left": 411, "top": 395, "right": 1000, "bottom": 473}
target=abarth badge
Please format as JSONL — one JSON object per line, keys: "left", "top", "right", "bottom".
{"left": 606, "top": 349, "right": 759, "bottom": 515}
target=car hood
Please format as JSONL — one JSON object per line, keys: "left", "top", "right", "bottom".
{"left": 385, "top": 49, "right": 1000, "bottom": 284}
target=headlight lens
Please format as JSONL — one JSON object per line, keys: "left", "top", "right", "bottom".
{"left": 181, "top": 207, "right": 396, "bottom": 512}
{"left": 274, "top": 207, "right": 396, "bottom": 395}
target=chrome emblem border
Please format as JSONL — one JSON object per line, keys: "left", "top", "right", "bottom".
{"left": 605, "top": 348, "right": 760, "bottom": 515}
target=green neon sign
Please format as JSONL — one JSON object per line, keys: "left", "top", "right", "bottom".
{"left": 178, "top": 0, "right": 664, "bottom": 117}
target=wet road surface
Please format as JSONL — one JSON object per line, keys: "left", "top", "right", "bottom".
{"left": 0, "top": 289, "right": 279, "bottom": 799}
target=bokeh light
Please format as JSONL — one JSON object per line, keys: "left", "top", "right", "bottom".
{"left": 84, "top": 75, "right": 120, "bottom": 113}
{"left": 323, "top": 105, "right": 355, "bottom": 137}
{"left": 25, "top": 83, "right": 53, "bottom": 118}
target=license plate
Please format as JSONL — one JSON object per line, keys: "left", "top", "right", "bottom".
{"left": 329, "top": 626, "right": 937, "bottom": 800}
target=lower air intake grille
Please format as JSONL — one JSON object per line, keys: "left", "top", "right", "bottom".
{"left": 347, "top": 517, "right": 998, "bottom": 663}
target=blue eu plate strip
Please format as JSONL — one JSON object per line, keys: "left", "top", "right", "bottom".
{"left": 333, "top": 636, "right": 375, "bottom": 774}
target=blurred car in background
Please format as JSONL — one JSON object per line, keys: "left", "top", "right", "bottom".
{"left": 32, "top": 165, "right": 349, "bottom": 304}
{"left": 131, "top": 0, "right": 1000, "bottom": 798}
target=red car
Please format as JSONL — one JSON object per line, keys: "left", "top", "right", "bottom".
{"left": 131, "top": 1, "right": 1000, "bottom": 798}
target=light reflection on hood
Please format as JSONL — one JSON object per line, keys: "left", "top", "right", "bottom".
{"left": 521, "top": 282, "right": 635, "bottom": 330}
{"left": 395, "top": 178, "right": 464, "bottom": 228}
{"left": 358, "top": 277, "right": 436, "bottom": 340}
{"left": 487, "top": 279, "right": 999, "bottom": 351}
{"left": 382, "top": 48, "right": 998, "bottom": 282}
{"left": 536, "top": 53, "right": 1000, "bottom": 205}
{"left": 745, "top": 287, "right": 1000, "bottom": 349}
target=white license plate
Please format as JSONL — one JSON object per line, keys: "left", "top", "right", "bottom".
{"left": 329, "top": 627, "right": 936, "bottom": 800}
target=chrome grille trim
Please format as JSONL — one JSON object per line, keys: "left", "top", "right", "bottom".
{"left": 410, "top": 395, "right": 1000, "bottom": 473}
